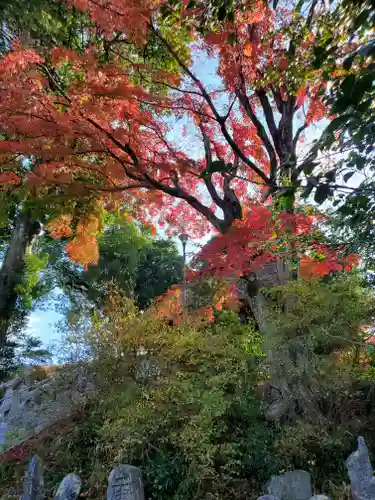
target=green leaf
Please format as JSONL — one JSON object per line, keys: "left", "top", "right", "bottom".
{"left": 314, "top": 184, "right": 331, "bottom": 204}
{"left": 340, "top": 74, "right": 356, "bottom": 97}
{"left": 218, "top": 5, "right": 226, "bottom": 20}
{"left": 325, "top": 170, "right": 336, "bottom": 183}
{"left": 227, "top": 33, "right": 236, "bottom": 45}
{"left": 324, "top": 115, "right": 349, "bottom": 135}
{"left": 355, "top": 155, "right": 366, "bottom": 170}
{"left": 343, "top": 54, "right": 355, "bottom": 71}
{"left": 343, "top": 171, "right": 354, "bottom": 183}
{"left": 227, "top": 10, "right": 235, "bottom": 22}
{"left": 353, "top": 8, "right": 372, "bottom": 31}
{"left": 312, "top": 46, "right": 327, "bottom": 69}
{"left": 332, "top": 95, "right": 352, "bottom": 114}
{"left": 303, "top": 162, "right": 317, "bottom": 176}
{"left": 351, "top": 73, "right": 374, "bottom": 104}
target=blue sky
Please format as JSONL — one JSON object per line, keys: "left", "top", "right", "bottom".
{"left": 26, "top": 307, "right": 64, "bottom": 348}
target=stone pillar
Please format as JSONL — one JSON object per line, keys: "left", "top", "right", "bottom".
{"left": 346, "top": 436, "right": 375, "bottom": 500}
{"left": 107, "top": 465, "right": 145, "bottom": 500}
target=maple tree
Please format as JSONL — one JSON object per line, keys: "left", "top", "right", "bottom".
{"left": 153, "top": 204, "right": 359, "bottom": 325}
{"left": 0, "top": 0, "right": 193, "bottom": 345}
{"left": 0, "top": 0, "right": 366, "bottom": 290}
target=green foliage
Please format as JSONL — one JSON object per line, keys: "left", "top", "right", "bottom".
{"left": 1, "top": 276, "right": 375, "bottom": 497}
{"left": 258, "top": 275, "right": 375, "bottom": 498}
{"left": 163, "top": 0, "right": 240, "bottom": 33}
{"left": 0, "top": 0, "right": 92, "bottom": 53}
{"left": 7, "top": 298, "right": 279, "bottom": 499}
{"left": 297, "top": 1, "right": 375, "bottom": 207}
{"left": 15, "top": 251, "right": 49, "bottom": 310}
{"left": 18, "top": 335, "right": 51, "bottom": 365}
{"left": 262, "top": 275, "right": 374, "bottom": 408}
{"left": 0, "top": 334, "right": 51, "bottom": 382}
{"left": 277, "top": 421, "right": 356, "bottom": 498}
{"left": 310, "top": 0, "right": 375, "bottom": 215}
{"left": 265, "top": 274, "right": 374, "bottom": 352}
{"left": 135, "top": 239, "right": 184, "bottom": 310}
{"left": 47, "top": 217, "right": 184, "bottom": 311}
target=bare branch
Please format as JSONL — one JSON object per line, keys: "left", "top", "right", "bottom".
{"left": 37, "top": 63, "right": 71, "bottom": 104}
{"left": 200, "top": 125, "right": 226, "bottom": 209}
{"left": 237, "top": 89, "right": 278, "bottom": 181}
{"left": 293, "top": 122, "right": 308, "bottom": 152}
{"left": 151, "top": 25, "right": 273, "bottom": 186}
{"left": 223, "top": 96, "right": 237, "bottom": 122}
{"left": 307, "top": 0, "right": 319, "bottom": 28}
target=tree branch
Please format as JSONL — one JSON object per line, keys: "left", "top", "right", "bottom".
{"left": 256, "top": 90, "right": 280, "bottom": 149}
{"left": 307, "top": 0, "right": 319, "bottom": 28}
{"left": 152, "top": 25, "right": 272, "bottom": 186}
{"left": 200, "top": 126, "right": 226, "bottom": 209}
{"left": 237, "top": 89, "right": 278, "bottom": 182}
{"left": 86, "top": 115, "right": 228, "bottom": 232}
{"left": 293, "top": 122, "right": 308, "bottom": 152}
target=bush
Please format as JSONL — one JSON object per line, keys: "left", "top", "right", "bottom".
{"left": 1, "top": 275, "right": 375, "bottom": 499}
{"left": 0, "top": 299, "right": 280, "bottom": 499}
{"left": 84, "top": 303, "right": 280, "bottom": 499}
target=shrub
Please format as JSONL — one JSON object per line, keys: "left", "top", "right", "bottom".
{"left": 1, "top": 275, "right": 375, "bottom": 499}
{"left": 0, "top": 297, "right": 279, "bottom": 499}
{"left": 83, "top": 302, "right": 280, "bottom": 499}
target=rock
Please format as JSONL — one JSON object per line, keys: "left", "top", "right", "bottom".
{"left": 21, "top": 455, "right": 44, "bottom": 500}
{"left": 55, "top": 473, "right": 81, "bottom": 500}
{"left": 107, "top": 465, "right": 144, "bottom": 500}
{"left": 346, "top": 436, "right": 375, "bottom": 500}
{"left": 257, "top": 496, "right": 279, "bottom": 500}
{"left": 283, "top": 470, "right": 312, "bottom": 500}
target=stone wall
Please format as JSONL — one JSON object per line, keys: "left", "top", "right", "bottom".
{"left": 0, "top": 366, "right": 94, "bottom": 452}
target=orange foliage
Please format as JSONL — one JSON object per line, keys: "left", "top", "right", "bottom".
{"left": 306, "top": 97, "right": 326, "bottom": 124}
{"left": 195, "top": 206, "right": 358, "bottom": 281}
{"left": 66, "top": 236, "right": 99, "bottom": 269}
{"left": 0, "top": 171, "right": 21, "bottom": 186}
{"left": 0, "top": 0, "right": 347, "bottom": 269}
{"left": 44, "top": 214, "right": 73, "bottom": 239}
{"left": 152, "top": 284, "right": 219, "bottom": 326}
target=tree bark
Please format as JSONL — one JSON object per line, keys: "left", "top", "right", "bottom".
{"left": 0, "top": 210, "right": 41, "bottom": 346}
{"left": 238, "top": 259, "right": 324, "bottom": 423}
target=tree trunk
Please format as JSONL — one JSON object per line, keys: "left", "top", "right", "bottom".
{"left": 239, "top": 259, "right": 324, "bottom": 423}
{"left": 0, "top": 210, "right": 41, "bottom": 346}
{"left": 238, "top": 258, "right": 290, "bottom": 331}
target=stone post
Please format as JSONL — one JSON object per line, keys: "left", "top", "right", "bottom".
{"left": 107, "top": 465, "right": 145, "bottom": 500}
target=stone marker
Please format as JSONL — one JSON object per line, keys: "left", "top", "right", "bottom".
{"left": 267, "top": 470, "right": 312, "bottom": 500}
{"left": 283, "top": 470, "right": 312, "bottom": 500}
{"left": 267, "top": 474, "right": 284, "bottom": 498}
{"left": 55, "top": 473, "right": 81, "bottom": 500}
{"left": 346, "top": 436, "right": 375, "bottom": 500}
{"left": 0, "top": 421, "right": 7, "bottom": 446}
{"left": 107, "top": 465, "right": 145, "bottom": 500}
{"left": 309, "top": 496, "right": 331, "bottom": 499}
{"left": 21, "top": 455, "right": 44, "bottom": 500}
